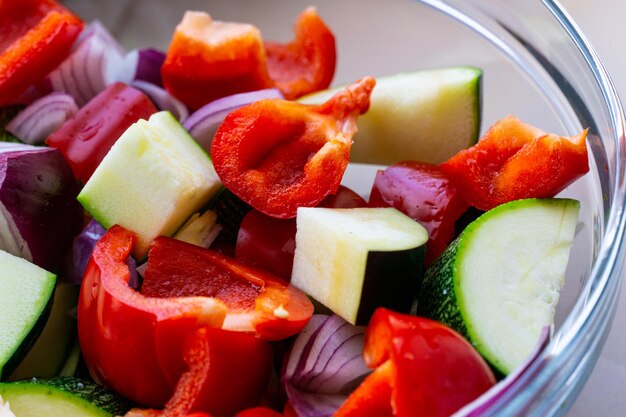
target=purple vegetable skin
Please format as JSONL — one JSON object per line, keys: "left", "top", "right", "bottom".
{"left": 134, "top": 48, "right": 166, "bottom": 87}
{"left": 0, "top": 147, "right": 83, "bottom": 270}
{"left": 285, "top": 384, "right": 347, "bottom": 417}
{"left": 127, "top": 256, "right": 141, "bottom": 290}
{"left": 61, "top": 219, "right": 105, "bottom": 284}
{"left": 62, "top": 219, "right": 142, "bottom": 288}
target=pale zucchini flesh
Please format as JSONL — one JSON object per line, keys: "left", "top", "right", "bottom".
{"left": 78, "top": 111, "right": 222, "bottom": 258}
{"left": 0, "top": 377, "right": 132, "bottom": 417}
{"left": 292, "top": 207, "right": 428, "bottom": 325}
{"left": 9, "top": 284, "right": 79, "bottom": 381}
{"left": 0, "top": 251, "right": 56, "bottom": 379}
{"left": 300, "top": 67, "right": 482, "bottom": 165}
{"left": 419, "top": 198, "right": 579, "bottom": 374}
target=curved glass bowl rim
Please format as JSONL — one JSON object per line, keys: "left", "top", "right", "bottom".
{"left": 519, "top": 1, "right": 626, "bottom": 410}
{"left": 540, "top": 0, "right": 626, "bottom": 354}
{"left": 417, "top": 0, "right": 626, "bottom": 413}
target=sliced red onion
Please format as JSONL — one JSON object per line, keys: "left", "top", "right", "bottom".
{"left": 282, "top": 315, "right": 371, "bottom": 417}
{"left": 295, "top": 316, "right": 353, "bottom": 383}
{"left": 308, "top": 336, "right": 366, "bottom": 394}
{"left": 183, "top": 89, "right": 283, "bottom": 152}
{"left": 283, "top": 315, "right": 328, "bottom": 380}
{"left": 44, "top": 21, "right": 127, "bottom": 106}
{"left": 0, "top": 106, "right": 24, "bottom": 128}
{"left": 0, "top": 145, "right": 83, "bottom": 270}
{"left": 0, "top": 143, "right": 39, "bottom": 153}
{"left": 5, "top": 93, "right": 78, "bottom": 144}
{"left": 130, "top": 80, "right": 189, "bottom": 122}
{"left": 60, "top": 219, "right": 105, "bottom": 284}
{"left": 285, "top": 384, "right": 347, "bottom": 417}
{"left": 452, "top": 326, "right": 551, "bottom": 417}
{"left": 135, "top": 49, "right": 166, "bottom": 86}
{"left": 122, "top": 48, "right": 166, "bottom": 87}
{"left": 127, "top": 256, "right": 141, "bottom": 290}
{"left": 136, "top": 261, "right": 147, "bottom": 278}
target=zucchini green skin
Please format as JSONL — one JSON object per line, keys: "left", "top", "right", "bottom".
{"left": 1, "top": 278, "right": 56, "bottom": 380}
{"left": 2, "top": 299, "right": 52, "bottom": 379}
{"left": 0, "top": 377, "right": 133, "bottom": 417}
{"left": 36, "top": 377, "right": 133, "bottom": 416}
{"left": 418, "top": 198, "right": 579, "bottom": 375}
{"left": 9, "top": 283, "right": 79, "bottom": 381}
{"left": 417, "top": 238, "right": 469, "bottom": 337}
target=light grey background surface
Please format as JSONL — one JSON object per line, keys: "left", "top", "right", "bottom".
{"left": 60, "top": 1, "right": 626, "bottom": 415}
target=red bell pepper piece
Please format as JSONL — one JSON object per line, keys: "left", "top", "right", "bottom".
{"left": 0, "top": 0, "right": 84, "bottom": 105}
{"left": 160, "top": 327, "right": 272, "bottom": 417}
{"left": 125, "top": 327, "right": 272, "bottom": 417}
{"left": 440, "top": 115, "right": 589, "bottom": 211}
{"left": 368, "top": 162, "right": 469, "bottom": 265}
{"left": 236, "top": 211, "right": 297, "bottom": 281}
{"left": 236, "top": 185, "right": 367, "bottom": 280}
{"left": 283, "top": 403, "right": 298, "bottom": 417}
{"left": 265, "top": 7, "right": 336, "bottom": 100}
{"left": 161, "top": 11, "right": 274, "bottom": 110}
{"left": 47, "top": 82, "right": 158, "bottom": 183}
{"left": 141, "top": 236, "right": 314, "bottom": 341}
{"left": 333, "top": 360, "right": 394, "bottom": 417}
{"left": 126, "top": 411, "right": 214, "bottom": 417}
{"left": 78, "top": 225, "right": 272, "bottom": 415}
{"left": 234, "top": 407, "right": 284, "bottom": 417}
{"left": 337, "top": 308, "right": 495, "bottom": 417}
{"left": 211, "top": 77, "right": 375, "bottom": 219}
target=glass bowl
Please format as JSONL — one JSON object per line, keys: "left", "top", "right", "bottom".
{"left": 62, "top": 0, "right": 626, "bottom": 415}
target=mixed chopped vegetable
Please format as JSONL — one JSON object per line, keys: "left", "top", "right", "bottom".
{"left": 0, "top": 1, "right": 590, "bottom": 417}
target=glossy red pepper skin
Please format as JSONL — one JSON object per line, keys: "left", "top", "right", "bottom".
{"left": 141, "top": 236, "right": 314, "bottom": 341}
{"left": 236, "top": 186, "right": 367, "bottom": 280}
{"left": 440, "top": 115, "right": 589, "bottom": 211}
{"left": 234, "top": 407, "right": 284, "bottom": 417}
{"left": 282, "top": 403, "right": 298, "bottom": 417}
{"left": 333, "top": 360, "right": 394, "bottom": 417}
{"left": 80, "top": 226, "right": 275, "bottom": 416}
{"left": 126, "top": 410, "right": 215, "bottom": 417}
{"left": 161, "top": 11, "right": 274, "bottom": 110}
{"left": 236, "top": 211, "right": 297, "bottom": 281}
{"left": 345, "top": 308, "right": 496, "bottom": 417}
{"left": 265, "top": 7, "right": 336, "bottom": 100}
{"left": 124, "top": 327, "right": 272, "bottom": 417}
{"left": 0, "top": 0, "right": 83, "bottom": 105}
{"left": 369, "top": 162, "right": 469, "bottom": 265}
{"left": 79, "top": 226, "right": 227, "bottom": 407}
{"left": 47, "top": 82, "right": 157, "bottom": 183}
{"left": 211, "top": 77, "right": 375, "bottom": 219}
{"left": 161, "top": 327, "right": 272, "bottom": 417}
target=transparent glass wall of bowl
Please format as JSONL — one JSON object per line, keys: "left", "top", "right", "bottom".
{"left": 413, "top": 1, "right": 626, "bottom": 416}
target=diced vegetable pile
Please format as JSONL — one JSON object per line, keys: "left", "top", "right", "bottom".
{"left": 0, "top": 1, "right": 590, "bottom": 417}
